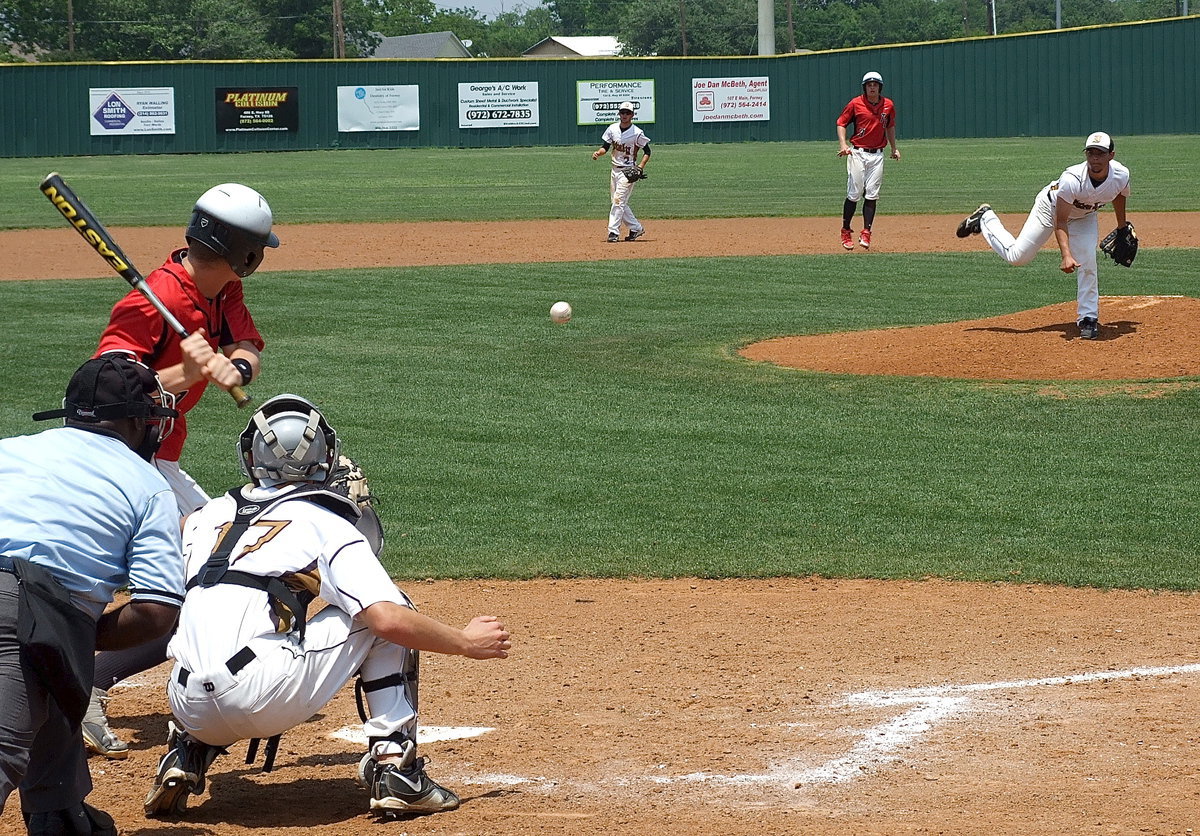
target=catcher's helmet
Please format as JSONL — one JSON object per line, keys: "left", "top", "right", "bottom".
{"left": 239, "top": 394, "right": 340, "bottom": 486}
{"left": 861, "top": 71, "right": 883, "bottom": 89}
{"left": 185, "top": 183, "right": 280, "bottom": 278}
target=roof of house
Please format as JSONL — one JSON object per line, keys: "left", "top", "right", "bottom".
{"left": 522, "top": 36, "right": 621, "bottom": 57}
{"left": 371, "top": 31, "right": 473, "bottom": 59}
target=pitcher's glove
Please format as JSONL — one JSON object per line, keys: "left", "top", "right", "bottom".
{"left": 622, "top": 165, "right": 648, "bottom": 183}
{"left": 1099, "top": 222, "right": 1138, "bottom": 267}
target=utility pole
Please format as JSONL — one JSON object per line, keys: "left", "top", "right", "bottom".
{"left": 332, "top": 0, "right": 346, "bottom": 58}
{"left": 757, "top": 0, "right": 775, "bottom": 55}
{"left": 787, "top": 0, "right": 796, "bottom": 53}
{"left": 987, "top": 0, "right": 996, "bottom": 35}
{"left": 67, "top": 0, "right": 75, "bottom": 54}
{"left": 678, "top": 0, "right": 688, "bottom": 57}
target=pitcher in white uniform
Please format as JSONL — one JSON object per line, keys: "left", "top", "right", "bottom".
{"left": 956, "top": 131, "right": 1131, "bottom": 340}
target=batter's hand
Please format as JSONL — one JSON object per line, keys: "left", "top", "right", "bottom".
{"left": 462, "top": 615, "right": 511, "bottom": 660}
{"left": 837, "top": 145, "right": 851, "bottom": 157}
{"left": 891, "top": 148, "right": 901, "bottom": 160}
{"left": 181, "top": 329, "right": 243, "bottom": 390}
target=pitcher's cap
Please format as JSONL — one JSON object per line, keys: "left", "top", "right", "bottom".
{"left": 1084, "top": 131, "right": 1114, "bottom": 152}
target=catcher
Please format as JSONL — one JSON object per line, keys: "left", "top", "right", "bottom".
{"left": 591, "top": 101, "right": 651, "bottom": 243}
{"left": 143, "top": 394, "right": 510, "bottom": 821}
{"left": 955, "top": 131, "right": 1133, "bottom": 340}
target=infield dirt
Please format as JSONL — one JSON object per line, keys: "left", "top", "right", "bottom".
{"left": 0, "top": 215, "right": 1197, "bottom": 836}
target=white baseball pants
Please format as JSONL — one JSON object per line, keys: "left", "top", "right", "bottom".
{"left": 609, "top": 168, "right": 643, "bottom": 237}
{"left": 167, "top": 605, "right": 416, "bottom": 758}
{"left": 154, "top": 458, "right": 210, "bottom": 516}
{"left": 845, "top": 148, "right": 885, "bottom": 201}
{"left": 979, "top": 202, "right": 1100, "bottom": 322}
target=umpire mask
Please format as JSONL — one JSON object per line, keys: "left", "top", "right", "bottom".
{"left": 239, "top": 394, "right": 340, "bottom": 486}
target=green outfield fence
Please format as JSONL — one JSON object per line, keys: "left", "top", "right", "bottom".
{"left": 1, "top": 16, "right": 1195, "bottom": 158}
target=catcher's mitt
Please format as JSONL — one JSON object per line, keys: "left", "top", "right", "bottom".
{"left": 622, "top": 165, "right": 648, "bottom": 183}
{"left": 327, "top": 454, "right": 384, "bottom": 554}
{"left": 1099, "top": 222, "right": 1138, "bottom": 267}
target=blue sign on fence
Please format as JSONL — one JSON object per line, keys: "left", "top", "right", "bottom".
{"left": 93, "top": 93, "right": 135, "bottom": 130}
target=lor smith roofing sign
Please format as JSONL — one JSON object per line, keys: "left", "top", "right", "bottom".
{"left": 89, "top": 88, "right": 176, "bottom": 136}
{"left": 217, "top": 88, "right": 299, "bottom": 133}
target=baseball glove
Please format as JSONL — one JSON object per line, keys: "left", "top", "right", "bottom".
{"left": 1099, "top": 222, "right": 1138, "bottom": 267}
{"left": 327, "top": 454, "right": 384, "bottom": 554}
{"left": 622, "top": 165, "right": 648, "bottom": 183}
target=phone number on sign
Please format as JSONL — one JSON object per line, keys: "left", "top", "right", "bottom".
{"left": 466, "top": 109, "right": 532, "bottom": 120}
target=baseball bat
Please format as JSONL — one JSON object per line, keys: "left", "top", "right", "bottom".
{"left": 39, "top": 172, "right": 251, "bottom": 408}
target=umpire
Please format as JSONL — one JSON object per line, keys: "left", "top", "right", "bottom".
{"left": 0, "top": 356, "right": 184, "bottom": 834}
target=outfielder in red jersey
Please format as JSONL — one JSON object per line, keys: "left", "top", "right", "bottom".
{"left": 84, "top": 183, "right": 278, "bottom": 764}
{"left": 836, "top": 71, "right": 900, "bottom": 250}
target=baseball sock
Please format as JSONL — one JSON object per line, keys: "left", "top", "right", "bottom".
{"left": 842, "top": 199, "right": 857, "bottom": 229}
{"left": 862, "top": 199, "right": 877, "bottom": 230}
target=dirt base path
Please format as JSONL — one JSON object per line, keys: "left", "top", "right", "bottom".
{"left": 2, "top": 216, "right": 1197, "bottom": 835}
{"left": 1, "top": 212, "right": 1194, "bottom": 280}
{"left": 2, "top": 579, "right": 1197, "bottom": 836}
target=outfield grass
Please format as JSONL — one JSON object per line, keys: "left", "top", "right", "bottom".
{"left": 0, "top": 135, "right": 1193, "bottom": 228}
{"left": 4, "top": 249, "right": 1199, "bottom": 589}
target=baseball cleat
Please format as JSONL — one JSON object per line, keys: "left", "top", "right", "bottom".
{"left": 606, "top": 233, "right": 620, "bottom": 243}
{"left": 626, "top": 228, "right": 645, "bottom": 241}
{"left": 1078, "top": 317, "right": 1100, "bottom": 340}
{"left": 956, "top": 203, "right": 991, "bottom": 238}
{"left": 859, "top": 229, "right": 872, "bottom": 249}
{"left": 840, "top": 228, "right": 854, "bottom": 250}
{"left": 82, "top": 687, "right": 129, "bottom": 760}
{"left": 144, "top": 722, "right": 225, "bottom": 818}
{"left": 369, "top": 760, "right": 460, "bottom": 816}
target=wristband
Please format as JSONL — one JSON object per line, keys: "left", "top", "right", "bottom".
{"left": 230, "top": 357, "right": 254, "bottom": 386}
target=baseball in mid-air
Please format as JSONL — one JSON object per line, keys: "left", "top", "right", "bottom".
{"left": 550, "top": 301, "right": 573, "bottom": 324}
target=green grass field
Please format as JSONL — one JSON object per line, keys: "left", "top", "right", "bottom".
{"left": 0, "top": 135, "right": 1194, "bottom": 228}
{"left": 2, "top": 138, "right": 1197, "bottom": 590}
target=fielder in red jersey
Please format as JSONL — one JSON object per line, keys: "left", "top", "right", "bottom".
{"left": 836, "top": 71, "right": 900, "bottom": 250}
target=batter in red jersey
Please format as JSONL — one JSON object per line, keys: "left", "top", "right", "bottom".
{"left": 84, "top": 183, "right": 277, "bottom": 761}
{"left": 836, "top": 71, "right": 900, "bottom": 250}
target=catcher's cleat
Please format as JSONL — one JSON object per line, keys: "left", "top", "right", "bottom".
{"left": 840, "top": 228, "right": 854, "bottom": 250}
{"left": 858, "top": 229, "right": 872, "bottom": 249}
{"left": 82, "top": 687, "right": 129, "bottom": 760}
{"left": 144, "top": 722, "right": 225, "bottom": 818}
{"left": 626, "top": 228, "right": 645, "bottom": 242}
{"left": 606, "top": 233, "right": 620, "bottom": 243}
{"left": 956, "top": 203, "right": 991, "bottom": 238}
{"left": 1078, "top": 317, "right": 1100, "bottom": 340}
{"left": 367, "top": 741, "right": 459, "bottom": 816}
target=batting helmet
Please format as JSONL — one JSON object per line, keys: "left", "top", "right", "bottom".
{"left": 861, "top": 71, "right": 883, "bottom": 89}
{"left": 185, "top": 183, "right": 280, "bottom": 278}
{"left": 239, "top": 394, "right": 340, "bottom": 486}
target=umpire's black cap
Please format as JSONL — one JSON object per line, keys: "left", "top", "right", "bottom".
{"left": 33, "top": 355, "right": 178, "bottom": 424}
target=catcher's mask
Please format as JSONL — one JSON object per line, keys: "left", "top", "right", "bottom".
{"left": 185, "top": 183, "right": 280, "bottom": 278}
{"left": 239, "top": 394, "right": 340, "bottom": 486}
{"left": 33, "top": 354, "right": 178, "bottom": 461}
{"left": 861, "top": 71, "right": 883, "bottom": 91}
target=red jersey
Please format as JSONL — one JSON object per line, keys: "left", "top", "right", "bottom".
{"left": 837, "top": 95, "right": 897, "bottom": 150}
{"left": 96, "top": 248, "right": 264, "bottom": 462}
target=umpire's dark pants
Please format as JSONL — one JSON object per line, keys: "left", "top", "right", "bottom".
{"left": 0, "top": 571, "right": 92, "bottom": 816}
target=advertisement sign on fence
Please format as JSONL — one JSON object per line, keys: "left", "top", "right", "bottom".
{"left": 691, "top": 77, "right": 770, "bottom": 123}
{"left": 337, "top": 85, "right": 420, "bottom": 132}
{"left": 458, "top": 82, "right": 539, "bottom": 129}
{"left": 89, "top": 88, "right": 176, "bottom": 136}
{"left": 576, "top": 80, "right": 655, "bottom": 125}
{"left": 216, "top": 88, "right": 299, "bottom": 133}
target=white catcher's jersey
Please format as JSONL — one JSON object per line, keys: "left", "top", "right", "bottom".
{"left": 1045, "top": 160, "right": 1131, "bottom": 221}
{"left": 602, "top": 122, "right": 650, "bottom": 168}
{"left": 168, "top": 483, "right": 406, "bottom": 674}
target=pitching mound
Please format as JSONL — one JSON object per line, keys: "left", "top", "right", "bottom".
{"left": 741, "top": 295, "right": 1200, "bottom": 384}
